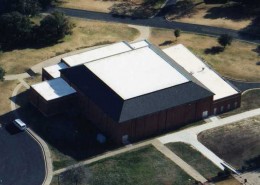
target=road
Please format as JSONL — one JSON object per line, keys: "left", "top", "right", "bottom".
{"left": 0, "top": 125, "right": 45, "bottom": 185}
{"left": 227, "top": 79, "right": 260, "bottom": 92}
{"left": 52, "top": 7, "right": 260, "bottom": 44}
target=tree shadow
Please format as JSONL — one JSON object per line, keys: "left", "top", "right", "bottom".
{"left": 159, "top": 40, "right": 174, "bottom": 46}
{"left": 204, "top": 3, "right": 251, "bottom": 21}
{"left": 240, "top": 16, "right": 260, "bottom": 40}
{"left": 109, "top": 0, "right": 159, "bottom": 19}
{"left": 243, "top": 155, "right": 260, "bottom": 171}
{"left": 204, "top": 46, "right": 224, "bottom": 55}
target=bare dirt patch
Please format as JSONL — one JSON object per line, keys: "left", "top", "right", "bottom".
{"left": 198, "top": 116, "right": 260, "bottom": 170}
{"left": 149, "top": 28, "right": 260, "bottom": 81}
{"left": 0, "top": 18, "right": 139, "bottom": 75}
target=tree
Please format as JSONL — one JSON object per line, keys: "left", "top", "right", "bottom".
{"left": 0, "top": 67, "right": 5, "bottom": 81}
{"left": 174, "top": 0, "right": 195, "bottom": 16}
{"left": 38, "top": 0, "right": 56, "bottom": 9}
{"left": 2, "top": 0, "right": 40, "bottom": 16}
{"left": 218, "top": 34, "right": 233, "bottom": 49}
{"left": 0, "top": 12, "right": 33, "bottom": 50}
{"left": 257, "top": 45, "right": 260, "bottom": 53}
{"left": 174, "top": 29, "right": 181, "bottom": 41}
{"left": 36, "top": 11, "right": 73, "bottom": 45}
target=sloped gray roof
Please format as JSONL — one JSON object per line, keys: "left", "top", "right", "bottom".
{"left": 61, "top": 65, "right": 213, "bottom": 123}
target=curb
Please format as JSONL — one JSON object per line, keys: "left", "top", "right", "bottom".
{"left": 164, "top": 17, "right": 260, "bottom": 45}
{"left": 242, "top": 88, "right": 260, "bottom": 95}
{"left": 27, "top": 128, "right": 53, "bottom": 185}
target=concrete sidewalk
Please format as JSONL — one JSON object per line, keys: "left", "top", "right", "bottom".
{"left": 158, "top": 108, "right": 260, "bottom": 171}
{"left": 152, "top": 140, "right": 207, "bottom": 183}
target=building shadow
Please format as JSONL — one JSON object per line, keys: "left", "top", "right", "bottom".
{"left": 1, "top": 90, "right": 119, "bottom": 162}
{"left": 9, "top": 91, "right": 29, "bottom": 108}
{"left": 16, "top": 103, "right": 119, "bottom": 161}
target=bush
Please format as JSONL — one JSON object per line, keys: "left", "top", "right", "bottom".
{"left": 174, "top": 29, "right": 181, "bottom": 40}
{"left": 218, "top": 34, "right": 233, "bottom": 49}
{"left": 204, "top": 0, "right": 228, "bottom": 4}
{"left": 36, "top": 11, "right": 73, "bottom": 45}
{"left": 0, "top": 12, "right": 33, "bottom": 50}
{"left": 173, "top": 0, "right": 195, "bottom": 16}
{"left": 0, "top": 66, "right": 6, "bottom": 81}
{"left": 2, "top": 0, "right": 55, "bottom": 15}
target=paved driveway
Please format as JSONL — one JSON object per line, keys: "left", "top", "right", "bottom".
{"left": 52, "top": 7, "right": 260, "bottom": 44}
{"left": 0, "top": 124, "right": 45, "bottom": 185}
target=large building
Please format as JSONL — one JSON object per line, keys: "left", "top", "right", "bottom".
{"left": 29, "top": 40, "right": 241, "bottom": 144}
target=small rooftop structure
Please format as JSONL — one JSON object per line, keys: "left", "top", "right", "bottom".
{"left": 62, "top": 41, "right": 133, "bottom": 67}
{"left": 43, "top": 62, "right": 68, "bottom": 79}
{"left": 85, "top": 46, "right": 189, "bottom": 100}
{"left": 163, "top": 44, "right": 238, "bottom": 100}
{"left": 130, "top": 40, "right": 149, "bottom": 49}
{"left": 31, "top": 78, "right": 76, "bottom": 101}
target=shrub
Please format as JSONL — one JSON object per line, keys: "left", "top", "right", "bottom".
{"left": 218, "top": 34, "right": 233, "bottom": 49}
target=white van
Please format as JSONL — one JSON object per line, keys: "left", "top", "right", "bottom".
{"left": 13, "top": 119, "right": 27, "bottom": 130}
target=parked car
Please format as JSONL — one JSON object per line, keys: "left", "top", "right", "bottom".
{"left": 13, "top": 119, "right": 27, "bottom": 131}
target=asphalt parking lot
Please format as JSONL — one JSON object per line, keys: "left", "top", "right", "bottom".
{"left": 0, "top": 123, "right": 45, "bottom": 185}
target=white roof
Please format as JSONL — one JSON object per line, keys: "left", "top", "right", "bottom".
{"left": 163, "top": 44, "right": 238, "bottom": 100}
{"left": 85, "top": 47, "right": 189, "bottom": 100}
{"left": 62, "top": 42, "right": 133, "bottom": 67}
{"left": 43, "top": 62, "right": 68, "bottom": 78}
{"left": 130, "top": 40, "right": 149, "bottom": 49}
{"left": 31, "top": 78, "right": 76, "bottom": 101}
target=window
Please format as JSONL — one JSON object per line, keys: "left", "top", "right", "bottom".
{"left": 234, "top": 102, "right": 238, "bottom": 108}
{"left": 214, "top": 108, "right": 217, "bottom": 115}
{"left": 227, "top": 104, "right": 231, "bottom": 110}
{"left": 202, "top": 111, "right": 208, "bottom": 118}
{"left": 122, "top": 135, "right": 129, "bottom": 144}
{"left": 221, "top": 106, "right": 224, "bottom": 112}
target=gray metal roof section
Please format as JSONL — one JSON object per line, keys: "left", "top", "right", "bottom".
{"left": 61, "top": 65, "right": 214, "bottom": 123}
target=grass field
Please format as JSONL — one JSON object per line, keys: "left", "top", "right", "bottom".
{"left": 166, "top": 0, "right": 252, "bottom": 30}
{"left": 149, "top": 28, "right": 260, "bottom": 81}
{"left": 0, "top": 80, "right": 19, "bottom": 115}
{"left": 198, "top": 116, "right": 260, "bottom": 170}
{"left": 215, "top": 177, "right": 241, "bottom": 185}
{"left": 59, "top": 0, "right": 165, "bottom": 18}
{"left": 51, "top": 145, "right": 195, "bottom": 185}
{"left": 0, "top": 18, "right": 139, "bottom": 75}
{"left": 166, "top": 142, "right": 221, "bottom": 180}
{"left": 221, "top": 89, "right": 260, "bottom": 117}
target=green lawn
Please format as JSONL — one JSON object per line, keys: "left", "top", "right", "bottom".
{"left": 51, "top": 145, "right": 195, "bottom": 185}
{"left": 166, "top": 142, "right": 222, "bottom": 180}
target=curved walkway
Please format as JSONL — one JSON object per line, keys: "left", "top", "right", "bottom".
{"left": 52, "top": 7, "right": 260, "bottom": 44}
{"left": 158, "top": 108, "right": 260, "bottom": 171}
